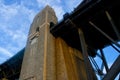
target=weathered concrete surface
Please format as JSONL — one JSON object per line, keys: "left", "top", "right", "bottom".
{"left": 20, "top": 5, "right": 57, "bottom": 80}
{"left": 20, "top": 5, "right": 88, "bottom": 80}
{"left": 55, "top": 38, "right": 87, "bottom": 80}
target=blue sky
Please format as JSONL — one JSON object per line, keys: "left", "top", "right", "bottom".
{"left": 0, "top": 0, "right": 83, "bottom": 64}
{"left": 0, "top": 0, "right": 119, "bottom": 79}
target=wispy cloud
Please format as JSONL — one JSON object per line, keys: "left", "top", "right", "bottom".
{"left": 0, "top": 57, "right": 7, "bottom": 64}
{"left": 36, "top": 0, "right": 83, "bottom": 20}
{"left": 0, "top": 47, "right": 13, "bottom": 57}
{"left": 0, "top": 2, "right": 18, "bottom": 21}
{"left": 36, "top": 0, "right": 62, "bottom": 5}
{"left": 36, "top": 0, "right": 65, "bottom": 21}
{"left": 64, "top": 0, "right": 83, "bottom": 12}
{"left": 0, "top": 0, "right": 83, "bottom": 64}
{"left": 52, "top": 5, "right": 65, "bottom": 20}
{"left": 0, "top": 0, "right": 36, "bottom": 59}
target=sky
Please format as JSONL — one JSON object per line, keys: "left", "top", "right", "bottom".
{"left": 0, "top": 0, "right": 83, "bottom": 64}
{"left": 0, "top": 0, "right": 119, "bottom": 79}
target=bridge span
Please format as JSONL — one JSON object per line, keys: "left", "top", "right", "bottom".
{"left": 0, "top": 0, "right": 120, "bottom": 80}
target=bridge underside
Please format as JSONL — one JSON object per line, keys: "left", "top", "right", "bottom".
{"left": 0, "top": 49, "right": 25, "bottom": 79}
{"left": 0, "top": 0, "right": 120, "bottom": 79}
{"left": 51, "top": 0, "right": 120, "bottom": 53}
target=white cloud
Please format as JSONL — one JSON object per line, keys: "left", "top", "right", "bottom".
{"left": 0, "top": 3, "right": 19, "bottom": 21}
{"left": 0, "top": 25, "right": 27, "bottom": 43}
{"left": 36, "top": 0, "right": 83, "bottom": 20}
{"left": 36, "top": 0, "right": 56, "bottom": 6}
{"left": 18, "top": 3, "right": 37, "bottom": 22}
{"left": 64, "top": 0, "right": 83, "bottom": 12}
{"left": 0, "top": 57, "right": 7, "bottom": 64}
{"left": 36, "top": 0, "right": 65, "bottom": 21}
{"left": 0, "top": 24, "right": 27, "bottom": 56}
{"left": 0, "top": 0, "right": 35, "bottom": 60}
{"left": 52, "top": 5, "right": 65, "bottom": 21}
{"left": 0, "top": 47, "right": 13, "bottom": 57}
{"left": 0, "top": 0, "right": 83, "bottom": 64}
{"left": 0, "top": 0, "right": 36, "bottom": 24}
{"left": 0, "top": 57, "right": 6, "bottom": 60}
{"left": 36, "top": 0, "right": 49, "bottom": 6}
{"left": 56, "top": 0, "right": 61, "bottom": 3}
{"left": 12, "top": 30, "right": 27, "bottom": 48}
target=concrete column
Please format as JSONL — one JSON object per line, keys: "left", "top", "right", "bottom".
{"left": 20, "top": 5, "right": 57, "bottom": 80}
{"left": 20, "top": 5, "right": 88, "bottom": 80}
{"left": 55, "top": 38, "right": 87, "bottom": 80}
